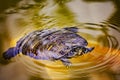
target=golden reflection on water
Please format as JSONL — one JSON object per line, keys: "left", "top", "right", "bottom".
{"left": 17, "top": 42, "right": 119, "bottom": 80}
{"left": 10, "top": 23, "right": 120, "bottom": 80}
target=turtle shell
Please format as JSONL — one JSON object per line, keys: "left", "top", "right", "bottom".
{"left": 16, "top": 27, "right": 88, "bottom": 60}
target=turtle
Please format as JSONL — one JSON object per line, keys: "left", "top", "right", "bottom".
{"left": 3, "top": 27, "right": 94, "bottom": 66}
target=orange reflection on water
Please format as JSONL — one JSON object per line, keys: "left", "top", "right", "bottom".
{"left": 16, "top": 41, "right": 120, "bottom": 80}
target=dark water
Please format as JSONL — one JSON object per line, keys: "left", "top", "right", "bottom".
{"left": 0, "top": 0, "right": 120, "bottom": 80}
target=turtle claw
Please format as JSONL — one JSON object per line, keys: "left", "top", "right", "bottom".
{"left": 64, "top": 62, "right": 72, "bottom": 68}
{"left": 60, "top": 58, "right": 72, "bottom": 67}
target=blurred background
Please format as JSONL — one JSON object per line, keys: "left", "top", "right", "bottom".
{"left": 0, "top": 0, "right": 120, "bottom": 80}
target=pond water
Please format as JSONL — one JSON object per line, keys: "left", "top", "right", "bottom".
{"left": 16, "top": 23, "right": 120, "bottom": 80}
{"left": 0, "top": 0, "right": 120, "bottom": 80}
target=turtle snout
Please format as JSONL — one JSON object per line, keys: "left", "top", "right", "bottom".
{"left": 88, "top": 47, "right": 94, "bottom": 52}
{"left": 84, "top": 47, "right": 94, "bottom": 53}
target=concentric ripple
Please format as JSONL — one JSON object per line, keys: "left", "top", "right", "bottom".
{"left": 16, "top": 23, "right": 120, "bottom": 80}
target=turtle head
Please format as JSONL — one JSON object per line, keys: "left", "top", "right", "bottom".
{"left": 81, "top": 47, "right": 94, "bottom": 54}
{"left": 71, "top": 46, "right": 94, "bottom": 56}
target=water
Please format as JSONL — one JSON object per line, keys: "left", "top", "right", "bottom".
{"left": 0, "top": 0, "right": 120, "bottom": 80}
{"left": 14, "top": 23, "right": 120, "bottom": 80}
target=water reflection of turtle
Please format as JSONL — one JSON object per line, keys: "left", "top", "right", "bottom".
{"left": 3, "top": 27, "right": 94, "bottom": 66}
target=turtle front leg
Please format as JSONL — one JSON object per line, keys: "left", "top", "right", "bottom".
{"left": 60, "top": 58, "right": 72, "bottom": 67}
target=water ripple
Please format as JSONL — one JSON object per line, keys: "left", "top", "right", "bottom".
{"left": 17, "top": 23, "right": 120, "bottom": 80}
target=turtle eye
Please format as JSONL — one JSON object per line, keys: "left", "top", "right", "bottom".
{"left": 82, "top": 48, "right": 88, "bottom": 53}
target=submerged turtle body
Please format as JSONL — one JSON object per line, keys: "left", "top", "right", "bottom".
{"left": 3, "top": 27, "right": 94, "bottom": 66}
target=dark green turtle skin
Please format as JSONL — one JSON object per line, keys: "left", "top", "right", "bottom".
{"left": 3, "top": 27, "right": 94, "bottom": 66}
